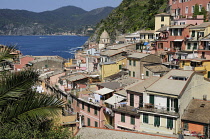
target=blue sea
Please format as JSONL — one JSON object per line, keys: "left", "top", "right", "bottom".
{"left": 0, "top": 36, "right": 89, "bottom": 59}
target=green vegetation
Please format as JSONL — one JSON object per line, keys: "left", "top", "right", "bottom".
{"left": 193, "top": 4, "right": 207, "bottom": 21}
{"left": 91, "top": 0, "right": 168, "bottom": 42}
{"left": 0, "top": 6, "right": 114, "bottom": 35}
{"left": 0, "top": 46, "right": 75, "bottom": 138}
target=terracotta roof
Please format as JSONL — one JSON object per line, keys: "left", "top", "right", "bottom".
{"left": 144, "top": 64, "right": 170, "bottom": 73}
{"left": 182, "top": 99, "right": 210, "bottom": 124}
{"left": 100, "top": 49, "right": 125, "bottom": 57}
{"left": 127, "top": 76, "right": 160, "bottom": 93}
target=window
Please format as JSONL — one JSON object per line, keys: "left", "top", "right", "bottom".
{"left": 187, "top": 43, "right": 191, "bottom": 50}
{"left": 149, "top": 95, "right": 154, "bottom": 105}
{"left": 121, "top": 113, "right": 125, "bottom": 122}
{"left": 88, "top": 118, "right": 91, "bottom": 126}
{"left": 133, "top": 71, "right": 135, "bottom": 77}
{"left": 167, "top": 117, "right": 173, "bottom": 129}
{"left": 88, "top": 104, "right": 90, "bottom": 112}
{"left": 149, "top": 34, "right": 153, "bottom": 39}
{"left": 161, "top": 16, "right": 164, "bottom": 22}
{"left": 192, "top": 6, "right": 195, "bottom": 13}
{"left": 94, "top": 106, "right": 97, "bottom": 115}
{"left": 146, "top": 71, "right": 149, "bottom": 76}
{"left": 154, "top": 116, "right": 160, "bottom": 127}
{"left": 191, "top": 31, "right": 195, "bottom": 37}
{"left": 185, "top": 6, "right": 188, "bottom": 14}
{"left": 193, "top": 43, "right": 197, "bottom": 50}
{"left": 82, "top": 102, "right": 84, "bottom": 109}
{"left": 95, "top": 121, "right": 98, "bottom": 127}
{"left": 130, "top": 94, "right": 134, "bottom": 106}
{"left": 140, "top": 35, "right": 145, "bottom": 39}
{"left": 199, "top": 5, "right": 202, "bottom": 12}
{"left": 161, "top": 24, "right": 164, "bottom": 27}
{"left": 105, "top": 58, "right": 108, "bottom": 62}
{"left": 133, "top": 60, "right": 136, "bottom": 66}
{"left": 119, "top": 65, "right": 122, "bottom": 70}
{"left": 207, "top": 3, "right": 210, "bottom": 11}
{"left": 143, "top": 114, "right": 149, "bottom": 123}
{"left": 129, "top": 71, "right": 131, "bottom": 76}
{"left": 183, "top": 122, "right": 188, "bottom": 130}
{"left": 208, "top": 71, "right": 210, "bottom": 78}
{"left": 158, "top": 43, "right": 163, "bottom": 49}
{"left": 174, "top": 29, "right": 178, "bottom": 36}
{"left": 129, "top": 60, "right": 132, "bottom": 65}
{"left": 131, "top": 116, "right": 135, "bottom": 125}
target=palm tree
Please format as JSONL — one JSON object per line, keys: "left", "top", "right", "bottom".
{"left": 0, "top": 45, "right": 69, "bottom": 138}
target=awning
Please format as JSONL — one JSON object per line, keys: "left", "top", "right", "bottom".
{"left": 104, "top": 94, "right": 125, "bottom": 106}
{"left": 94, "top": 87, "right": 114, "bottom": 95}
{"left": 173, "top": 39, "right": 183, "bottom": 42}
{"left": 191, "top": 60, "right": 202, "bottom": 62}
{"left": 144, "top": 42, "right": 149, "bottom": 45}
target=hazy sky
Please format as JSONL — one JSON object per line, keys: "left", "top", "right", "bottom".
{"left": 0, "top": 0, "right": 123, "bottom": 12}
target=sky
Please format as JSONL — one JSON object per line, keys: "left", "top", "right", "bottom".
{"left": 0, "top": 0, "right": 123, "bottom": 12}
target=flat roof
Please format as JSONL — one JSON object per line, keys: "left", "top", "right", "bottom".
{"left": 94, "top": 87, "right": 114, "bottom": 95}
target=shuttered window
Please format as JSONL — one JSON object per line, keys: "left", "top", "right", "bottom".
{"left": 149, "top": 95, "right": 154, "bottom": 105}
{"left": 129, "top": 60, "right": 132, "bottom": 65}
{"left": 88, "top": 104, "right": 90, "bottom": 112}
{"left": 131, "top": 116, "right": 135, "bottom": 125}
{"left": 167, "top": 97, "right": 170, "bottom": 111}
{"left": 167, "top": 117, "right": 173, "bottom": 129}
{"left": 121, "top": 113, "right": 125, "bottom": 122}
{"left": 154, "top": 116, "right": 160, "bottom": 127}
{"left": 146, "top": 71, "right": 149, "bottom": 76}
{"left": 208, "top": 71, "right": 210, "bottom": 78}
{"left": 88, "top": 118, "right": 91, "bottom": 126}
{"left": 130, "top": 94, "right": 134, "bottom": 106}
{"left": 82, "top": 102, "right": 84, "bottom": 109}
{"left": 94, "top": 106, "right": 97, "bottom": 115}
{"left": 95, "top": 121, "right": 98, "bottom": 127}
{"left": 174, "top": 98, "right": 178, "bottom": 112}
{"left": 143, "top": 114, "right": 149, "bottom": 123}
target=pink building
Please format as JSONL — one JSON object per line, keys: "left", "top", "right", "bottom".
{"left": 13, "top": 56, "right": 34, "bottom": 71}
{"left": 156, "top": 24, "right": 192, "bottom": 63}
{"left": 169, "top": 0, "right": 210, "bottom": 18}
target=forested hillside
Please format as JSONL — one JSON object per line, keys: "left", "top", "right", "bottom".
{"left": 90, "top": 0, "right": 168, "bottom": 42}
{"left": 0, "top": 6, "right": 114, "bottom": 35}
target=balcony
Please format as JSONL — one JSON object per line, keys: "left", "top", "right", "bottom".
{"left": 113, "top": 105, "right": 139, "bottom": 116}
{"left": 137, "top": 105, "right": 179, "bottom": 117}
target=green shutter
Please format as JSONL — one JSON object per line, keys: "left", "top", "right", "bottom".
{"left": 143, "top": 114, "right": 149, "bottom": 123}
{"left": 192, "top": 31, "right": 195, "bottom": 37}
{"left": 130, "top": 94, "right": 134, "bottom": 106}
{"left": 94, "top": 106, "right": 97, "bottom": 115}
{"left": 129, "top": 71, "right": 131, "bottom": 76}
{"left": 88, "top": 118, "right": 90, "bottom": 126}
{"left": 167, "top": 97, "right": 170, "bottom": 111}
{"left": 167, "top": 117, "right": 173, "bottom": 129}
{"left": 119, "top": 65, "right": 122, "bottom": 70}
{"left": 131, "top": 116, "right": 135, "bottom": 125}
{"left": 129, "top": 60, "right": 132, "bottom": 65}
{"left": 187, "top": 43, "right": 191, "bottom": 49}
{"left": 133, "top": 71, "right": 135, "bottom": 77}
{"left": 146, "top": 71, "right": 149, "bottom": 76}
{"left": 95, "top": 121, "right": 98, "bottom": 127}
{"left": 154, "top": 116, "right": 160, "bottom": 127}
{"left": 121, "top": 113, "right": 125, "bottom": 122}
{"left": 208, "top": 71, "right": 210, "bottom": 78}
{"left": 149, "top": 95, "right": 154, "bottom": 105}
{"left": 133, "top": 60, "right": 136, "bottom": 66}
{"left": 174, "top": 99, "right": 178, "bottom": 112}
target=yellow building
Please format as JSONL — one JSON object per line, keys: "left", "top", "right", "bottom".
{"left": 179, "top": 59, "right": 210, "bottom": 78}
{"left": 155, "top": 13, "right": 171, "bottom": 31}
{"left": 100, "top": 57, "right": 127, "bottom": 80}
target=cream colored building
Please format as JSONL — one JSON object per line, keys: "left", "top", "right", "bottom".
{"left": 155, "top": 13, "right": 171, "bottom": 31}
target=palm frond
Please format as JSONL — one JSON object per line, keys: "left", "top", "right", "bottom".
{"left": 0, "top": 70, "right": 39, "bottom": 107}
{"left": 0, "top": 45, "right": 17, "bottom": 62}
{"left": 0, "top": 91, "right": 64, "bottom": 125}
